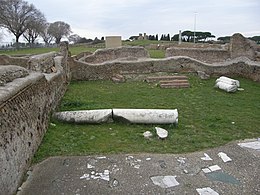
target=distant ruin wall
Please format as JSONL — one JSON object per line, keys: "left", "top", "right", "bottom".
{"left": 165, "top": 33, "right": 260, "bottom": 63}
{"left": 70, "top": 56, "right": 260, "bottom": 82}
{"left": 81, "top": 46, "right": 150, "bottom": 64}
{"left": 230, "top": 33, "right": 258, "bottom": 60}
{"left": 0, "top": 43, "right": 70, "bottom": 195}
{"left": 0, "top": 54, "right": 28, "bottom": 68}
{"left": 165, "top": 48, "right": 230, "bottom": 63}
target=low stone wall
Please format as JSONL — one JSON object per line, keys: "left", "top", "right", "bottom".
{"left": 0, "top": 43, "right": 69, "bottom": 195}
{"left": 165, "top": 47, "right": 230, "bottom": 63}
{"left": 165, "top": 33, "right": 260, "bottom": 63}
{"left": 0, "top": 54, "right": 28, "bottom": 68}
{"left": 80, "top": 46, "right": 150, "bottom": 64}
{"left": 70, "top": 56, "right": 260, "bottom": 82}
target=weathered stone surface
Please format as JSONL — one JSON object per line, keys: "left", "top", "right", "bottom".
{"left": 145, "top": 75, "right": 188, "bottom": 83}
{"left": 230, "top": 33, "right": 258, "bottom": 61}
{"left": 75, "top": 51, "right": 93, "bottom": 61}
{"left": 165, "top": 33, "right": 260, "bottom": 63}
{"left": 165, "top": 47, "right": 230, "bottom": 63}
{"left": 111, "top": 74, "right": 125, "bottom": 83}
{"left": 197, "top": 71, "right": 210, "bottom": 80}
{"left": 71, "top": 55, "right": 260, "bottom": 82}
{"left": 0, "top": 65, "right": 29, "bottom": 85}
{"left": 155, "top": 127, "right": 168, "bottom": 139}
{"left": 143, "top": 131, "right": 153, "bottom": 139}
{"left": 53, "top": 109, "right": 113, "bottom": 124}
{"left": 0, "top": 54, "right": 28, "bottom": 67}
{"left": 82, "top": 46, "right": 150, "bottom": 64}
{"left": 27, "top": 52, "right": 57, "bottom": 73}
{"left": 113, "top": 109, "right": 178, "bottom": 124}
{"left": 215, "top": 81, "right": 237, "bottom": 92}
{"left": 216, "top": 76, "right": 240, "bottom": 87}
{"left": 215, "top": 76, "right": 240, "bottom": 92}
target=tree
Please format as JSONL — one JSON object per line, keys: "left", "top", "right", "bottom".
{"left": 249, "top": 36, "right": 260, "bottom": 44}
{"left": 217, "top": 36, "right": 231, "bottom": 43}
{"left": 77, "top": 37, "right": 93, "bottom": 44}
{"left": 167, "top": 34, "right": 170, "bottom": 41}
{"left": 196, "top": 31, "right": 215, "bottom": 42}
{"left": 0, "top": 0, "right": 45, "bottom": 45}
{"left": 68, "top": 34, "right": 81, "bottom": 44}
{"left": 181, "top": 31, "right": 193, "bottom": 42}
{"left": 0, "top": 29, "right": 3, "bottom": 42}
{"left": 129, "top": 36, "right": 139, "bottom": 40}
{"left": 48, "top": 21, "right": 72, "bottom": 44}
{"left": 40, "top": 22, "right": 53, "bottom": 46}
{"left": 171, "top": 34, "right": 179, "bottom": 41}
{"left": 23, "top": 12, "right": 46, "bottom": 46}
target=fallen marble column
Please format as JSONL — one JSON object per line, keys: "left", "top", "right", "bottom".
{"left": 215, "top": 81, "right": 237, "bottom": 92}
{"left": 53, "top": 109, "right": 113, "bottom": 124}
{"left": 112, "top": 109, "right": 178, "bottom": 124}
{"left": 216, "top": 76, "right": 240, "bottom": 87}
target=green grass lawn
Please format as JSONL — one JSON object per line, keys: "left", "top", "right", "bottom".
{"left": 33, "top": 75, "right": 260, "bottom": 163}
{"left": 0, "top": 44, "right": 165, "bottom": 58}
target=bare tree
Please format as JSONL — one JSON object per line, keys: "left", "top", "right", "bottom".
{"left": 0, "top": 29, "right": 3, "bottom": 42}
{"left": 40, "top": 23, "right": 54, "bottom": 46}
{"left": 48, "top": 21, "right": 72, "bottom": 44}
{"left": 68, "top": 34, "right": 81, "bottom": 44}
{"left": 23, "top": 11, "right": 46, "bottom": 47}
{"left": 0, "top": 0, "right": 45, "bottom": 46}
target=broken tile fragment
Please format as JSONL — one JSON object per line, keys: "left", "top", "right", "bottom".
{"left": 208, "top": 165, "right": 221, "bottom": 172}
{"left": 155, "top": 127, "right": 168, "bottom": 139}
{"left": 202, "top": 165, "right": 221, "bottom": 173}
{"left": 80, "top": 173, "right": 90, "bottom": 179}
{"left": 150, "top": 176, "right": 179, "bottom": 188}
{"left": 96, "top": 156, "right": 107, "bottom": 159}
{"left": 201, "top": 153, "right": 213, "bottom": 161}
{"left": 143, "top": 131, "right": 153, "bottom": 139}
{"left": 87, "top": 164, "right": 95, "bottom": 169}
{"left": 218, "top": 152, "right": 232, "bottom": 162}
{"left": 100, "top": 170, "right": 110, "bottom": 181}
{"left": 238, "top": 141, "right": 260, "bottom": 150}
{"left": 126, "top": 155, "right": 141, "bottom": 168}
{"left": 202, "top": 168, "right": 211, "bottom": 174}
{"left": 177, "top": 157, "right": 186, "bottom": 164}
{"left": 196, "top": 187, "right": 219, "bottom": 195}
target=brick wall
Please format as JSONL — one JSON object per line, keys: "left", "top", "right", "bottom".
{"left": 0, "top": 43, "right": 69, "bottom": 195}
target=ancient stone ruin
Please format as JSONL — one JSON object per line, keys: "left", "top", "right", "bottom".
{"left": 0, "top": 33, "right": 260, "bottom": 194}
{"left": 71, "top": 33, "right": 260, "bottom": 82}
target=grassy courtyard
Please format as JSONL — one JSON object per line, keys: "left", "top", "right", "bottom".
{"left": 33, "top": 75, "right": 260, "bottom": 163}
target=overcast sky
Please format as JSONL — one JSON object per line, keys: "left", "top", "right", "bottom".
{"left": 2, "top": 0, "right": 260, "bottom": 42}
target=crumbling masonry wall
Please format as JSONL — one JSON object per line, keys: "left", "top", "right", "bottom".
{"left": 70, "top": 56, "right": 260, "bottom": 82}
{"left": 0, "top": 43, "right": 70, "bottom": 195}
{"left": 165, "top": 33, "right": 260, "bottom": 63}
{"left": 70, "top": 34, "right": 260, "bottom": 82}
{"left": 165, "top": 48, "right": 230, "bottom": 63}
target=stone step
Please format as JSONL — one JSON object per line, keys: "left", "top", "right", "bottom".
{"left": 160, "top": 83, "right": 190, "bottom": 88}
{"left": 145, "top": 75, "right": 188, "bottom": 83}
{"left": 159, "top": 80, "right": 189, "bottom": 85}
